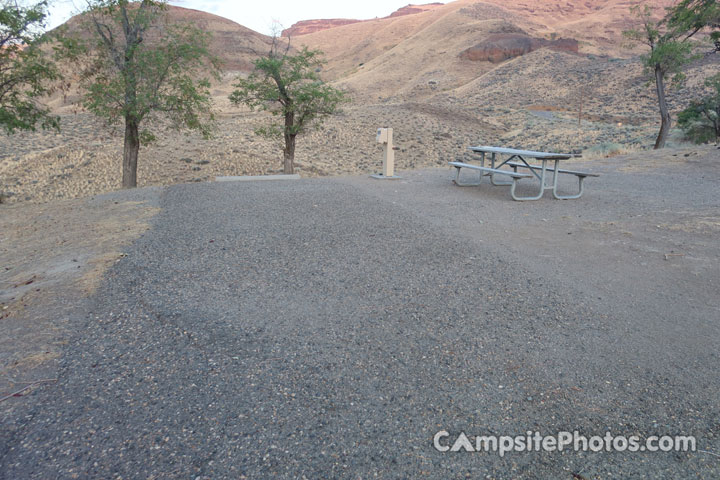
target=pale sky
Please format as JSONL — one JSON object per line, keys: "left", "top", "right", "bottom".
{"left": 45, "top": 1, "right": 446, "bottom": 34}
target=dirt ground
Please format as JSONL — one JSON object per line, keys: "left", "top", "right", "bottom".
{"left": 0, "top": 189, "right": 160, "bottom": 399}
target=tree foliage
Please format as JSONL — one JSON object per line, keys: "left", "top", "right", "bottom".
{"left": 60, "top": 0, "right": 220, "bottom": 188}
{"left": 229, "top": 40, "right": 345, "bottom": 174}
{"left": 0, "top": 0, "right": 59, "bottom": 134}
{"left": 678, "top": 73, "right": 720, "bottom": 143}
{"left": 665, "top": 0, "right": 720, "bottom": 144}
{"left": 667, "top": 0, "right": 720, "bottom": 50}
{"left": 624, "top": 5, "right": 695, "bottom": 149}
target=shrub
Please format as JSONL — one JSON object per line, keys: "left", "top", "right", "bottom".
{"left": 587, "top": 142, "right": 625, "bottom": 157}
{"left": 678, "top": 73, "right": 720, "bottom": 144}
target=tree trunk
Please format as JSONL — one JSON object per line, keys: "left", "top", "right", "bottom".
{"left": 283, "top": 133, "right": 296, "bottom": 174}
{"left": 654, "top": 64, "right": 672, "bottom": 150}
{"left": 123, "top": 117, "right": 140, "bottom": 188}
{"left": 283, "top": 111, "right": 296, "bottom": 174}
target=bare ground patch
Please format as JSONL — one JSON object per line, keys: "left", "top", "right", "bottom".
{"left": 0, "top": 191, "right": 160, "bottom": 399}
{"left": 617, "top": 145, "right": 718, "bottom": 172}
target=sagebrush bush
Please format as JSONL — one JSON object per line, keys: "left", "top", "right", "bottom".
{"left": 678, "top": 74, "right": 720, "bottom": 144}
{"left": 587, "top": 142, "right": 625, "bottom": 157}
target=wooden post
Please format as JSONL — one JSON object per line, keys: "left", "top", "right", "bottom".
{"left": 578, "top": 96, "right": 583, "bottom": 127}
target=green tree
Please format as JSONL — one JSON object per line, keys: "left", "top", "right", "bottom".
{"left": 666, "top": 0, "right": 720, "bottom": 144}
{"left": 229, "top": 39, "right": 345, "bottom": 174}
{"left": 667, "top": 0, "right": 720, "bottom": 50}
{"left": 0, "top": 0, "right": 59, "bottom": 134}
{"left": 64, "top": 0, "right": 220, "bottom": 188}
{"left": 624, "top": 5, "right": 696, "bottom": 149}
{"left": 677, "top": 73, "right": 720, "bottom": 143}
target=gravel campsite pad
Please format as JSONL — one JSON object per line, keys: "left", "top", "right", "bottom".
{"left": 1, "top": 149, "right": 720, "bottom": 478}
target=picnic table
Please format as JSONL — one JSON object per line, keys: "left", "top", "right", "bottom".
{"left": 449, "top": 146, "right": 599, "bottom": 201}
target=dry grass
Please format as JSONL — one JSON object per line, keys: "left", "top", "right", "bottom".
{"left": 657, "top": 214, "right": 720, "bottom": 233}
{"left": 580, "top": 143, "right": 644, "bottom": 161}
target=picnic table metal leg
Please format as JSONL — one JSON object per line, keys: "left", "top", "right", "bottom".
{"left": 511, "top": 159, "right": 548, "bottom": 201}
{"left": 462, "top": 150, "right": 492, "bottom": 182}
{"left": 491, "top": 175, "right": 514, "bottom": 186}
{"left": 550, "top": 159, "right": 586, "bottom": 199}
{"left": 452, "top": 166, "right": 484, "bottom": 187}
{"left": 480, "top": 152, "right": 491, "bottom": 177}
{"left": 491, "top": 153, "right": 515, "bottom": 186}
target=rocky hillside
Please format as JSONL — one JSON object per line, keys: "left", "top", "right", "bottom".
{"left": 459, "top": 34, "right": 579, "bottom": 63}
{"left": 281, "top": 3, "right": 444, "bottom": 37}
{"left": 291, "top": 0, "right": 677, "bottom": 56}
{"left": 58, "top": 5, "right": 273, "bottom": 72}
{"left": 290, "top": 0, "right": 680, "bottom": 101}
{"left": 164, "top": 7, "right": 273, "bottom": 72}
{"left": 282, "top": 19, "right": 362, "bottom": 37}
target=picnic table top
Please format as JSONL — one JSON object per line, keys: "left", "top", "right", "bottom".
{"left": 468, "top": 145, "right": 573, "bottom": 160}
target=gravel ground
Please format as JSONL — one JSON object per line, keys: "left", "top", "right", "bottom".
{"left": 1, "top": 152, "right": 719, "bottom": 478}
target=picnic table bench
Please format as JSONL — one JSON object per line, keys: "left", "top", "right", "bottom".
{"left": 449, "top": 146, "right": 599, "bottom": 201}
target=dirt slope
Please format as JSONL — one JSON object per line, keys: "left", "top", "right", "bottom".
{"left": 294, "top": 0, "right": 677, "bottom": 101}
{"left": 281, "top": 3, "right": 445, "bottom": 36}
{"left": 57, "top": 5, "right": 272, "bottom": 73}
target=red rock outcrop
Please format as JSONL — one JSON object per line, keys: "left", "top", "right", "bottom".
{"left": 282, "top": 3, "right": 444, "bottom": 37}
{"left": 459, "top": 34, "right": 579, "bottom": 63}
